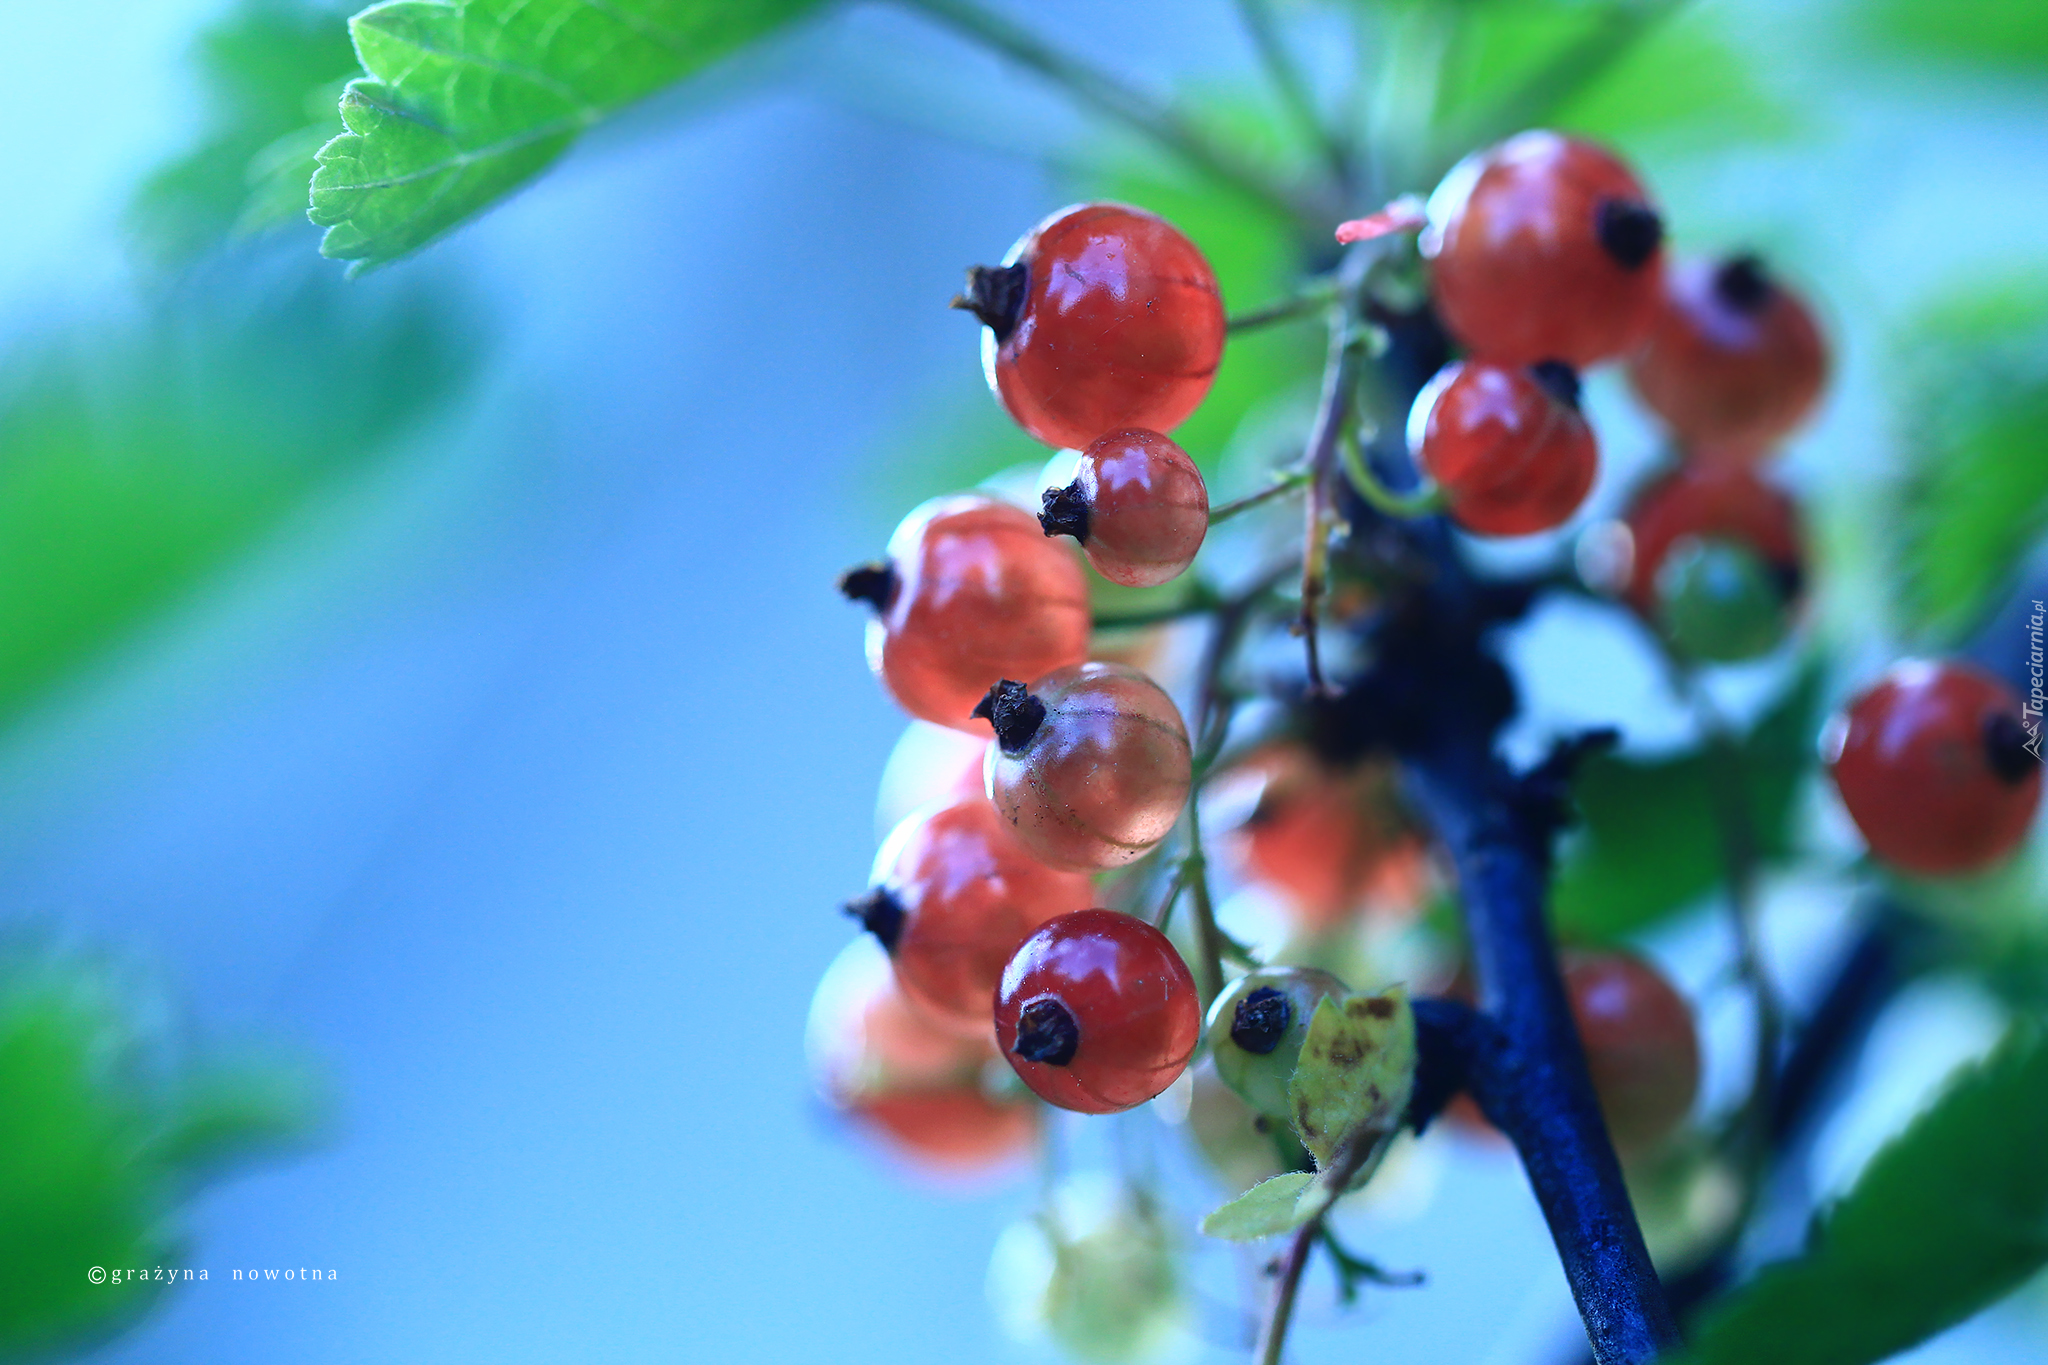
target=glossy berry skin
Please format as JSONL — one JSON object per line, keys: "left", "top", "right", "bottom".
{"left": 1826, "top": 660, "right": 2042, "bottom": 876}
{"left": 1409, "top": 359, "right": 1598, "bottom": 536}
{"left": 995, "top": 909, "right": 1201, "bottom": 1114}
{"left": 854, "top": 795, "right": 1095, "bottom": 1036}
{"left": 1421, "top": 131, "right": 1665, "bottom": 367}
{"left": 1628, "top": 255, "right": 1827, "bottom": 462}
{"left": 1041, "top": 429, "right": 1209, "bottom": 588}
{"left": 980, "top": 664, "right": 1193, "bottom": 871}
{"left": 1219, "top": 744, "right": 1427, "bottom": 931}
{"left": 1202, "top": 967, "right": 1349, "bottom": 1122}
{"left": 843, "top": 494, "right": 1090, "bottom": 733}
{"left": 973, "top": 204, "right": 1226, "bottom": 450}
{"left": 807, "top": 940, "right": 1037, "bottom": 1174}
{"left": 1620, "top": 465, "right": 1803, "bottom": 620}
{"left": 1566, "top": 951, "right": 1701, "bottom": 1155}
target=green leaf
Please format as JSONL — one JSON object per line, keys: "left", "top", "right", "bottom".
{"left": 1889, "top": 277, "right": 2048, "bottom": 641}
{"left": 1851, "top": 0, "right": 2048, "bottom": 74}
{"left": 1286, "top": 988, "right": 1415, "bottom": 1169}
{"left": 1199, "top": 1171, "right": 1317, "bottom": 1242}
{"left": 0, "top": 267, "right": 473, "bottom": 727}
{"left": 310, "top": 0, "right": 828, "bottom": 269}
{"left": 1551, "top": 664, "right": 1823, "bottom": 942}
{"left": 1676, "top": 1023, "right": 2048, "bottom": 1365}
{"left": 132, "top": 0, "right": 363, "bottom": 263}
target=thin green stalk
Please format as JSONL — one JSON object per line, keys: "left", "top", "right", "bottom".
{"left": 1210, "top": 468, "right": 1312, "bottom": 524}
{"left": 1339, "top": 423, "right": 1444, "bottom": 519}
{"left": 895, "top": 0, "right": 1334, "bottom": 226}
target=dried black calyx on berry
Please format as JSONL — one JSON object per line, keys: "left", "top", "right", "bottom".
{"left": 1713, "top": 254, "right": 1776, "bottom": 314}
{"left": 1529, "top": 360, "right": 1582, "bottom": 410}
{"left": 1230, "top": 987, "right": 1292, "bottom": 1055}
{"left": 844, "top": 886, "right": 906, "bottom": 953}
{"left": 1769, "top": 556, "right": 1805, "bottom": 603}
{"left": 1040, "top": 481, "right": 1092, "bottom": 542}
{"left": 1013, "top": 998, "right": 1079, "bottom": 1066}
{"left": 1983, "top": 712, "right": 2038, "bottom": 785}
{"left": 973, "top": 680, "right": 1048, "bottom": 754}
{"left": 838, "top": 562, "right": 898, "bottom": 613}
{"left": 952, "top": 263, "right": 1030, "bottom": 345}
{"left": 1595, "top": 199, "right": 1663, "bottom": 270}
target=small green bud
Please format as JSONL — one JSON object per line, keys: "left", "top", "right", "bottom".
{"left": 1654, "top": 536, "right": 1794, "bottom": 663}
{"left": 1203, "top": 968, "right": 1348, "bottom": 1123}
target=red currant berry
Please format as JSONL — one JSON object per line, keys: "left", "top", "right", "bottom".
{"left": 1627, "top": 254, "right": 1828, "bottom": 463}
{"left": 808, "top": 941, "right": 1037, "bottom": 1173}
{"left": 1620, "top": 465, "right": 1803, "bottom": 621}
{"left": 1040, "top": 429, "right": 1209, "bottom": 588}
{"left": 841, "top": 494, "right": 1090, "bottom": 733}
{"left": 1217, "top": 744, "right": 1427, "bottom": 931}
{"left": 978, "top": 666, "right": 1193, "bottom": 871}
{"left": 995, "top": 909, "right": 1201, "bottom": 1114}
{"left": 1566, "top": 950, "right": 1701, "bottom": 1155}
{"left": 959, "top": 204, "right": 1226, "bottom": 450}
{"left": 849, "top": 795, "right": 1095, "bottom": 1036}
{"left": 1409, "top": 359, "right": 1598, "bottom": 536}
{"left": 1825, "top": 660, "right": 2042, "bottom": 876}
{"left": 1421, "top": 131, "right": 1665, "bottom": 366}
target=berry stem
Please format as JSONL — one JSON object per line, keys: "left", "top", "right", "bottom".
{"left": 1228, "top": 288, "right": 1337, "bottom": 334}
{"left": 895, "top": 0, "right": 1337, "bottom": 227}
{"left": 1339, "top": 423, "right": 1445, "bottom": 519}
{"left": 1252, "top": 1134, "right": 1380, "bottom": 1365}
{"left": 1209, "top": 467, "right": 1313, "bottom": 524}
{"left": 1180, "top": 792, "right": 1225, "bottom": 1004}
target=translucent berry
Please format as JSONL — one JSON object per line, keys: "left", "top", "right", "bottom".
{"left": 1216, "top": 744, "right": 1427, "bottom": 930}
{"left": 1409, "top": 358, "right": 1599, "bottom": 536}
{"left": 987, "top": 1176, "right": 1191, "bottom": 1361}
{"left": 979, "top": 665, "right": 1193, "bottom": 871}
{"left": 807, "top": 939, "right": 1037, "bottom": 1174}
{"left": 1566, "top": 950, "right": 1701, "bottom": 1155}
{"left": 1202, "top": 967, "right": 1349, "bottom": 1122}
{"left": 1627, "top": 254, "right": 1827, "bottom": 462}
{"left": 873, "top": 721, "right": 990, "bottom": 840}
{"left": 841, "top": 494, "right": 1090, "bottom": 733}
{"left": 959, "top": 203, "right": 1226, "bottom": 450}
{"left": 1619, "top": 465, "right": 1804, "bottom": 656}
{"left": 995, "top": 909, "right": 1202, "bottom": 1114}
{"left": 1040, "top": 429, "right": 1209, "bottom": 587}
{"left": 849, "top": 795, "right": 1096, "bottom": 1036}
{"left": 1825, "top": 660, "right": 2042, "bottom": 876}
{"left": 1421, "top": 130, "right": 1665, "bottom": 366}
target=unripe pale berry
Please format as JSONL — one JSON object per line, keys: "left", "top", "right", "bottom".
{"left": 995, "top": 909, "right": 1202, "bottom": 1114}
{"left": 1409, "top": 358, "right": 1598, "bottom": 536}
{"left": 840, "top": 494, "right": 1090, "bottom": 733}
{"left": 1627, "top": 254, "right": 1827, "bottom": 462}
{"left": 1825, "top": 660, "right": 2042, "bottom": 876}
{"left": 1202, "top": 967, "right": 1349, "bottom": 1122}
{"left": 849, "top": 795, "right": 1094, "bottom": 1036}
{"left": 978, "top": 665, "right": 1193, "bottom": 871}
{"left": 1421, "top": 130, "right": 1665, "bottom": 367}
{"left": 959, "top": 203, "right": 1226, "bottom": 450}
{"left": 1040, "top": 429, "right": 1209, "bottom": 587}
{"left": 807, "top": 939, "right": 1037, "bottom": 1174}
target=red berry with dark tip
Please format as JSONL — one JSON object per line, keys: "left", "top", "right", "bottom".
{"left": 960, "top": 204, "right": 1226, "bottom": 450}
{"left": 850, "top": 795, "right": 1095, "bottom": 1036}
{"left": 1409, "top": 359, "right": 1598, "bottom": 536}
{"left": 979, "top": 665, "right": 1193, "bottom": 871}
{"left": 1826, "top": 660, "right": 2042, "bottom": 876}
{"left": 1628, "top": 254, "right": 1828, "bottom": 462}
{"left": 1041, "top": 429, "right": 1209, "bottom": 587}
{"left": 1421, "top": 131, "right": 1665, "bottom": 367}
{"left": 995, "top": 909, "right": 1202, "bottom": 1114}
{"left": 840, "top": 494, "right": 1090, "bottom": 733}
{"left": 1620, "top": 465, "right": 1804, "bottom": 618}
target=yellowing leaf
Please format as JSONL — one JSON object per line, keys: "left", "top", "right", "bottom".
{"left": 1286, "top": 988, "right": 1415, "bottom": 1169}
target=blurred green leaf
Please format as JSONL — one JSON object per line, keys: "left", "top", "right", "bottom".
{"left": 0, "top": 958, "right": 318, "bottom": 1356}
{"left": 310, "top": 0, "right": 828, "bottom": 270}
{"left": 1676, "top": 1022, "right": 2048, "bottom": 1365}
{"left": 1890, "top": 278, "right": 2048, "bottom": 642}
{"left": 132, "top": 0, "right": 361, "bottom": 263}
{"left": 1853, "top": 0, "right": 2048, "bottom": 74}
{"left": 1199, "top": 1171, "right": 1315, "bottom": 1241}
{"left": 1551, "top": 663, "right": 1822, "bottom": 942}
{"left": 0, "top": 264, "right": 473, "bottom": 727}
